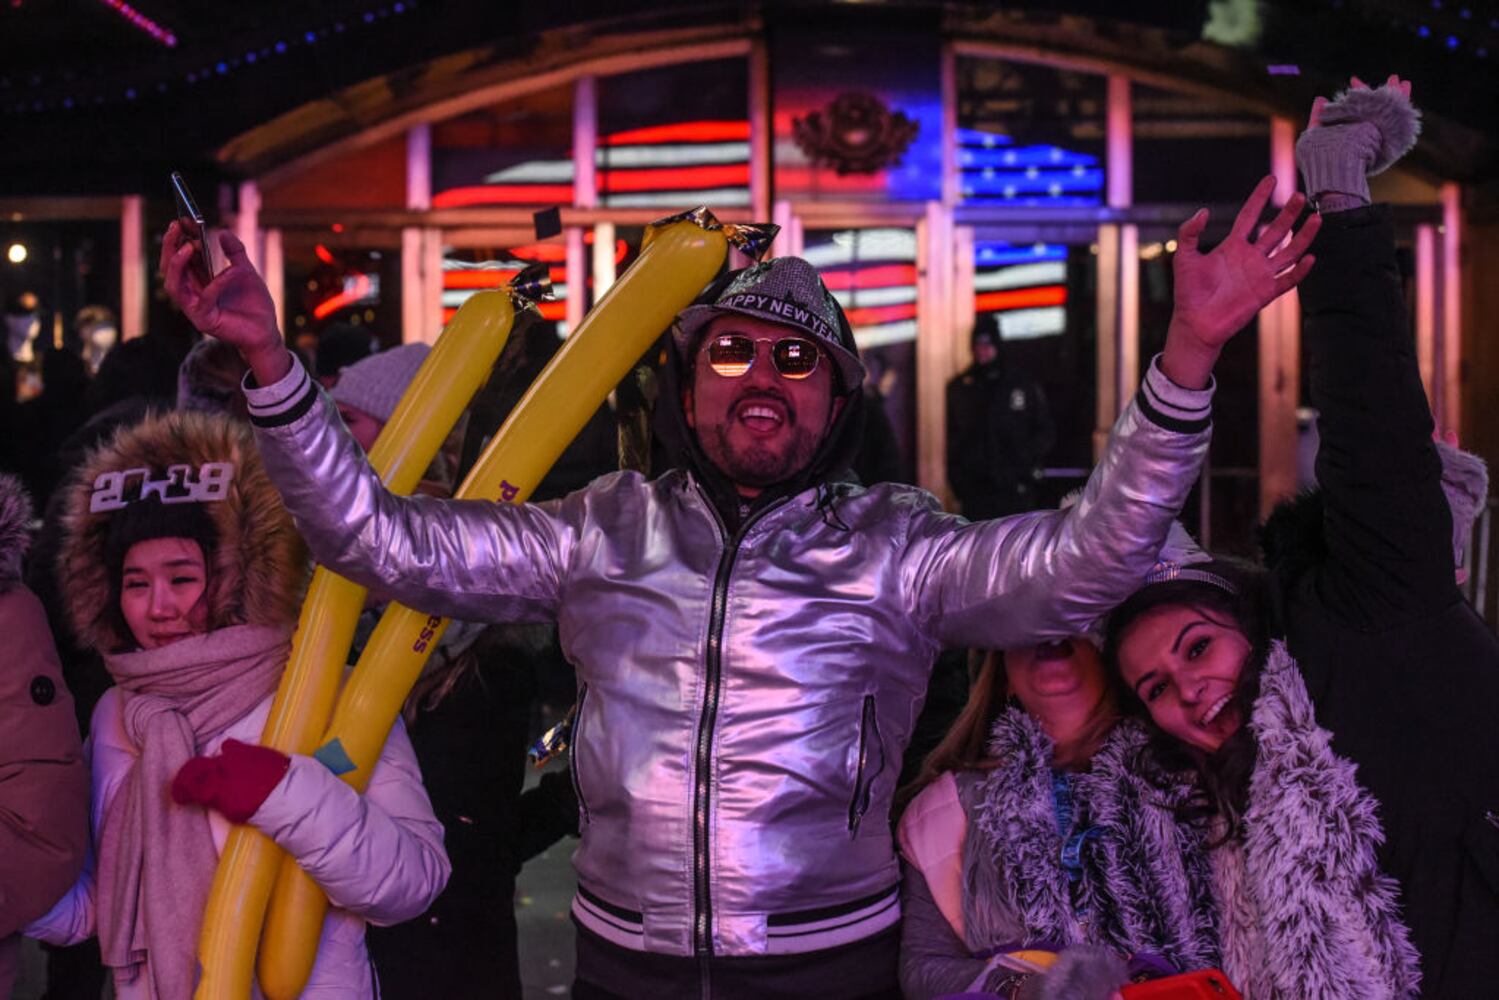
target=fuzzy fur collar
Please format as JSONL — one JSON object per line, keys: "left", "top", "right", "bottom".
{"left": 1214, "top": 641, "right": 1421, "bottom": 999}
{"left": 0, "top": 473, "right": 34, "bottom": 592}
{"left": 963, "top": 709, "right": 1220, "bottom": 973}
{"left": 57, "top": 410, "right": 308, "bottom": 653}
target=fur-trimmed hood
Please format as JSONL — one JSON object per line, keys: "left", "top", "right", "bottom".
{"left": 57, "top": 409, "right": 308, "bottom": 653}
{"left": 1213, "top": 642, "right": 1421, "bottom": 999}
{"left": 962, "top": 709, "right": 1220, "bottom": 973}
{"left": 0, "top": 472, "right": 34, "bottom": 593}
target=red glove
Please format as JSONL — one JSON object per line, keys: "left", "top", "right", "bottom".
{"left": 172, "top": 739, "right": 291, "bottom": 823}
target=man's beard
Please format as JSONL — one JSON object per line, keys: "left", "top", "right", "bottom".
{"left": 703, "top": 412, "right": 824, "bottom": 489}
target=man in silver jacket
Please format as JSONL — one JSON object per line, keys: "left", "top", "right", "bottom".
{"left": 161, "top": 178, "right": 1318, "bottom": 999}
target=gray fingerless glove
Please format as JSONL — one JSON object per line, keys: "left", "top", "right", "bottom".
{"left": 1296, "top": 84, "right": 1422, "bottom": 207}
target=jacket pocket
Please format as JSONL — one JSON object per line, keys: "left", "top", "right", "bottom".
{"left": 848, "top": 695, "right": 886, "bottom": 837}
{"left": 569, "top": 684, "right": 591, "bottom": 828}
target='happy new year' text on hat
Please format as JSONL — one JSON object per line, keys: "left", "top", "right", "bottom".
{"left": 673, "top": 257, "right": 865, "bottom": 392}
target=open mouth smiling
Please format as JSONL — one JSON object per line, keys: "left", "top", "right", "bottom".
{"left": 1200, "top": 693, "right": 1232, "bottom": 726}
{"left": 735, "top": 398, "right": 789, "bottom": 433}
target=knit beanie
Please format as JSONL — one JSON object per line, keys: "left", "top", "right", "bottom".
{"left": 329, "top": 342, "right": 430, "bottom": 424}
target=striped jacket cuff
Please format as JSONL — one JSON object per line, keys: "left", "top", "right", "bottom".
{"left": 1136, "top": 354, "right": 1214, "bottom": 434}
{"left": 243, "top": 352, "right": 319, "bottom": 428}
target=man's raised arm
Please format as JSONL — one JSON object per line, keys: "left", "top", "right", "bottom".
{"left": 160, "top": 224, "right": 573, "bottom": 625}
{"left": 906, "top": 177, "right": 1320, "bottom": 648}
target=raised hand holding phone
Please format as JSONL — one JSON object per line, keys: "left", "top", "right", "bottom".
{"left": 160, "top": 220, "right": 290, "bottom": 386}
{"left": 169, "top": 172, "right": 222, "bottom": 285}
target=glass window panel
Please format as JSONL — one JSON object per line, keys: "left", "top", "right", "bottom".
{"left": 1133, "top": 83, "right": 1268, "bottom": 205}
{"left": 803, "top": 226, "right": 919, "bottom": 484}
{"left": 956, "top": 58, "right": 1106, "bottom": 208}
{"left": 969, "top": 233, "right": 1098, "bottom": 502}
{"left": 597, "top": 58, "right": 749, "bottom": 209}
{"left": 281, "top": 236, "right": 401, "bottom": 364}
{"left": 431, "top": 85, "right": 573, "bottom": 208}
{"left": 440, "top": 235, "right": 570, "bottom": 333}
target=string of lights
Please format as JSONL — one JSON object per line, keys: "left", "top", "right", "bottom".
{"left": 0, "top": 1, "right": 418, "bottom": 116}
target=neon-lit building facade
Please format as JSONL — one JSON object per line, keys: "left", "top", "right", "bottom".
{"left": 202, "top": 9, "right": 1468, "bottom": 554}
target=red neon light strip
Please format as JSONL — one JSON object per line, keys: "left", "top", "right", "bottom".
{"left": 598, "top": 163, "right": 749, "bottom": 192}
{"left": 434, "top": 165, "right": 748, "bottom": 208}
{"left": 818, "top": 264, "right": 917, "bottom": 290}
{"left": 433, "top": 184, "right": 575, "bottom": 208}
{"left": 442, "top": 300, "right": 566, "bottom": 325}
{"left": 98, "top": 0, "right": 177, "bottom": 46}
{"left": 506, "top": 239, "right": 628, "bottom": 265}
{"left": 312, "top": 274, "right": 372, "bottom": 320}
{"left": 443, "top": 266, "right": 567, "bottom": 289}
{"left": 603, "top": 120, "right": 750, "bottom": 146}
{"left": 843, "top": 303, "right": 917, "bottom": 326}
{"left": 974, "top": 286, "right": 1067, "bottom": 312}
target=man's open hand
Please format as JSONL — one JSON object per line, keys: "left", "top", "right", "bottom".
{"left": 1160, "top": 175, "right": 1321, "bottom": 388}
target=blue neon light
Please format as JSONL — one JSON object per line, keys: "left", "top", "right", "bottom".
{"left": 958, "top": 147, "right": 1097, "bottom": 168}
{"left": 956, "top": 128, "right": 1103, "bottom": 206}
{"left": 974, "top": 241, "right": 1068, "bottom": 266}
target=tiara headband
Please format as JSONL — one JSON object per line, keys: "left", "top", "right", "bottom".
{"left": 89, "top": 462, "right": 235, "bottom": 513}
{"left": 1142, "top": 560, "right": 1239, "bottom": 595}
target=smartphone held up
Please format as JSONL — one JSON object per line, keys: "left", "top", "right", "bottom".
{"left": 170, "top": 171, "right": 222, "bottom": 285}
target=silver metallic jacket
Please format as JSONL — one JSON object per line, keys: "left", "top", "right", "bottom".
{"left": 246, "top": 356, "right": 1213, "bottom": 959}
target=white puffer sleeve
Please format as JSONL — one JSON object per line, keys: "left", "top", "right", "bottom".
{"left": 248, "top": 718, "right": 449, "bottom": 926}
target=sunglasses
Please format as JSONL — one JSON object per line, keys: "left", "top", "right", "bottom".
{"left": 705, "top": 333, "right": 821, "bottom": 380}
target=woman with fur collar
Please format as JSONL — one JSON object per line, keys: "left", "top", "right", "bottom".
{"left": 1105, "top": 76, "right": 1496, "bottom": 1000}
{"left": 0, "top": 474, "right": 89, "bottom": 997}
{"left": 27, "top": 409, "right": 450, "bottom": 999}
{"left": 1105, "top": 559, "right": 1421, "bottom": 999}
{"left": 896, "top": 631, "right": 1219, "bottom": 1000}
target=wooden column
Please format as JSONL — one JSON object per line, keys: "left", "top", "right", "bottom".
{"left": 1257, "top": 116, "right": 1301, "bottom": 517}
{"left": 119, "top": 195, "right": 146, "bottom": 341}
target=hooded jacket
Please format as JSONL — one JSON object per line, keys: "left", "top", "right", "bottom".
{"left": 243, "top": 312, "right": 1216, "bottom": 963}
{"left": 30, "top": 411, "right": 449, "bottom": 998}
{"left": 0, "top": 475, "right": 88, "bottom": 992}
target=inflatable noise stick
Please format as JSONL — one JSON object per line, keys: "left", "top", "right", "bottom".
{"left": 194, "top": 266, "right": 548, "bottom": 1000}
{"left": 254, "top": 209, "right": 777, "bottom": 1000}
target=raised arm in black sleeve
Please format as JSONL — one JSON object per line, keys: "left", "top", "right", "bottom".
{"left": 1299, "top": 204, "right": 1457, "bottom": 627}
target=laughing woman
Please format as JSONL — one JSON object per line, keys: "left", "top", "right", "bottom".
{"left": 1104, "top": 78, "right": 1498, "bottom": 999}
{"left": 896, "top": 628, "right": 1218, "bottom": 1000}
{"left": 27, "top": 409, "right": 449, "bottom": 999}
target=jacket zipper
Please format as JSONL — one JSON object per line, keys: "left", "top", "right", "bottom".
{"left": 569, "top": 684, "right": 591, "bottom": 826}
{"left": 848, "top": 694, "right": 883, "bottom": 836}
{"left": 692, "top": 490, "right": 788, "bottom": 961}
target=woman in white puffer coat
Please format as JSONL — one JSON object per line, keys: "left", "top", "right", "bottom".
{"left": 28, "top": 408, "right": 450, "bottom": 998}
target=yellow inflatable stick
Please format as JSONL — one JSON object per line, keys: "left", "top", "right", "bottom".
{"left": 196, "top": 276, "right": 540, "bottom": 1000}
{"left": 255, "top": 210, "right": 776, "bottom": 999}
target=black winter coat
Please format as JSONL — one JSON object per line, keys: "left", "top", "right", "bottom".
{"left": 1268, "top": 205, "right": 1499, "bottom": 998}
